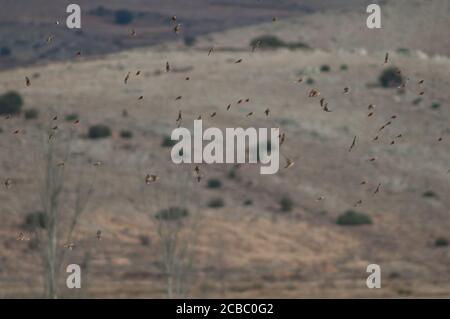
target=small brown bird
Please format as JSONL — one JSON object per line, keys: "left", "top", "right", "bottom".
{"left": 245, "top": 98, "right": 250, "bottom": 103}
{"left": 136, "top": 70, "right": 141, "bottom": 76}
{"left": 360, "top": 181, "right": 367, "bottom": 185}
{"left": 246, "top": 112, "right": 254, "bottom": 117}
{"left": 96, "top": 230, "right": 102, "bottom": 240}
{"left": 320, "top": 98, "right": 325, "bottom": 107}
{"left": 272, "top": 16, "right": 277, "bottom": 22}
{"left": 13, "top": 129, "right": 20, "bottom": 134}
{"left": 166, "top": 62, "right": 170, "bottom": 72}
{"left": 368, "top": 112, "right": 374, "bottom": 117}
{"left": 226, "top": 104, "right": 231, "bottom": 111}
{"left": 284, "top": 157, "right": 294, "bottom": 169}
{"left": 210, "top": 112, "right": 217, "bottom": 118}
{"left": 237, "top": 99, "right": 243, "bottom": 104}
{"left": 74, "top": 120, "right": 80, "bottom": 125}
{"left": 264, "top": 108, "right": 270, "bottom": 116}
{"left": 208, "top": 47, "right": 214, "bottom": 56}
{"left": 390, "top": 140, "right": 395, "bottom": 145}
{"left": 308, "top": 89, "right": 320, "bottom": 98}
{"left": 4, "top": 178, "right": 12, "bottom": 188}
{"left": 348, "top": 136, "right": 357, "bottom": 152}
{"left": 46, "top": 35, "right": 55, "bottom": 43}
{"left": 52, "top": 116, "right": 58, "bottom": 121}
{"left": 438, "top": 137, "right": 443, "bottom": 142}
{"left": 57, "top": 162, "right": 65, "bottom": 167}
{"left": 197, "top": 115, "right": 202, "bottom": 120}
{"left": 171, "top": 15, "right": 177, "bottom": 22}
{"left": 185, "top": 77, "right": 190, "bottom": 81}
{"left": 175, "top": 96, "right": 182, "bottom": 100}
{"left": 418, "top": 80, "right": 424, "bottom": 84}
{"left": 368, "top": 157, "right": 377, "bottom": 162}
{"left": 174, "top": 24, "right": 181, "bottom": 34}
{"left": 396, "top": 134, "right": 402, "bottom": 138}
{"left": 374, "top": 183, "right": 381, "bottom": 194}
{"left": 297, "top": 77, "right": 304, "bottom": 83}
{"left": 131, "top": 29, "right": 136, "bottom": 36}
{"left": 138, "top": 96, "right": 144, "bottom": 100}
{"left": 279, "top": 133, "right": 285, "bottom": 146}
{"left": 418, "top": 91, "right": 425, "bottom": 96}
{"left": 17, "top": 232, "right": 30, "bottom": 241}
{"left": 354, "top": 200, "right": 363, "bottom": 207}
{"left": 343, "top": 87, "right": 350, "bottom": 94}
{"left": 384, "top": 52, "right": 389, "bottom": 64}
{"left": 373, "top": 135, "right": 379, "bottom": 141}
{"left": 323, "top": 103, "right": 332, "bottom": 112}
{"left": 368, "top": 104, "right": 375, "bottom": 110}
{"left": 93, "top": 161, "right": 103, "bottom": 167}
{"left": 235, "top": 59, "right": 243, "bottom": 64}
{"left": 75, "top": 51, "right": 81, "bottom": 57}
{"left": 176, "top": 110, "right": 182, "bottom": 122}
{"left": 124, "top": 72, "right": 130, "bottom": 84}
{"left": 145, "top": 174, "right": 159, "bottom": 184}
{"left": 25, "top": 76, "right": 31, "bottom": 87}
{"left": 316, "top": 196, "right": 325, "bottom": 201}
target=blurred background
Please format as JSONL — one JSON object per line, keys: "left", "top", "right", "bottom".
{"left": 0, "top": 0, "right": 449, "bottom": 298}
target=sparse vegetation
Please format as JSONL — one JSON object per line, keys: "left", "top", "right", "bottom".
{"left": 0, "top": 46, "right": 11, "bottom": 57}
{"left": 155, "top": 207, "right": 189, "bottom": 221}
{"left": 279, "top": 196, "right": 294, "bottom": 212}
{"left": 340, "top": 64, "right": 349, "bottom": 71}
{"left": 88, "top": 124, "right": 112, "bottom": 139}
{"left": 208, "top": 198, "right": 225, "bottom": 208}
{"left": 434, "top": 237, "right": 449, "bottom": 247}
{"left": 139, "top": 235, "right": 150, "bottom": 246}
{"left": 320, "top": 64, "right": 331, "bottom": 72}
{"left": 207, "top": 178, "right": 222, "bottom": 189}
{"left": 249, "top": 35, "right": 310, "bottom": 50}
{"left": 65, "top": 113, "right": 79, "bottom": 122}
{"left": 23, "top": 211, "right": 48, "bottom": 230}
{"left": 422, "top": 190, "right": 438, "bottom": 199}
{"left": 412, "top": 97, "right": 423, "bottom": 105}
{"left": 161, "top": 135, "right": 177, "bottom": 147}
{"left": 0, "top": 91, "right": 23, "bottom": 115}
{"left": 431, "top": 102, "right": 441, "bottom": 110}
{"left": 379, "top": 67, "right": 403, "bottom": 88}
{"left": 337, "top": 210, "right": 372, "bottom": 226}
{"left": 120, "top": 130, "right": 133, "bottom": 139}
{"left": 184, "top": 36, "right": 197, "bottom": 47}
{"left": 306, "top": 77, "right": 315, "bottom": 85}
{"left": 243, "top": 199, "right": 253, "bottom": 206}
{"left": 114, "top": 9, "right": 134, "bottom": 25}
{"left": 24, "top": 108, "right": 39, "bottom": 120}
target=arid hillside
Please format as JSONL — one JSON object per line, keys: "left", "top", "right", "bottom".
{"left": 0, "top": 0, "right": 449, "bottom": 298}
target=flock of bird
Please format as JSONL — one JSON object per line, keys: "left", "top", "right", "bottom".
{"left": 1, "top": 12, "right": 447, "bottom": 251}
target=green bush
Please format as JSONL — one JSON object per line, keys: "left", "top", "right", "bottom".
{"left": 114, "top": 9, "right": 134, "bottom": 25}
{"left": 120, "top": 130, "right": 133, "bottom": 139}
{"left": 23, "top": 211, "right": 47, "bottom": 230}
{"left": 250, "top": 35, "right": 286, "bottom": 49}
{"left": 430, "top": 102, "right": 441, "bottom": 110}
{"left": 379, "top": 67, "right": 403, "bottom": 88}
{"left": 320, "top": 64, "right": 331, "bottom": 72}
{"left": 88, "top": 124, "right": 112, "bottom": 139}
{"left": 24, "top": 108, "right": 39, "bottom": 120}
{"left": 280, "top": 196, "right": 294, "bottom": 212}
{"left": 184, "top": 36, "right": 197, "bottom": 47}
{"left": 422, "top": 191, "right": 438, "bottom": 199}
{"left": 155, "top": 207, "right": 188, "bottom": 221}
{"left": 0, "top": 91, "right": 23, "bottom": 115}
{"left": 0, "top": 46, "right": 11, "bottom": 57}
{"left": 161, "top": 135, "right": 177, "bottom": 147}
{"left": 306, "top": 77, "right": 315, "bottom": 85}
{"left": 208, "top": 198, "right": 224, "bottom": 208}
{"left": 340, "top": 64, "right": 349, "bottom": 71}
{"left": 412, "top": 97, "right": 423, "bottom": 105}
{"left": 65, "top": 113, "right": 79, "bottom": 122}
{"left": 337, "top": 210, "right": 372, "bottom": 226}
{"left": 243, "top": 199, "right": 253, "bottom": 206}
{"left": 207, "top": 178, "right": 222, "bottom": 189}
{"left": 435, "top": 237, "right": 449, "bottom": 247}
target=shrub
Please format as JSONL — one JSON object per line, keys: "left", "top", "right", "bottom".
{"left": 243, "top": 199, "right": 253, "bottom": 206}
{"left": 250, "top": 35, "right": 286, "bottom": 49}
{"left": 412, "top": 97, "right": 423, "bottom": 105}
{"left": 24, "top": 108, "right": 39, "bottom": 120}
{"left": 88, "top": 124, "right": 112, "bottom": 139}
{"left": 422, "top": 190, "right": 438, "bottom": 199}
{"left": 0, "top": 46, "right": 11, "bottom": 57}
{"left": 337, "top": 210, "right": 372, "bottom": 226}
{"left": 431, "top": 102, "right": 441, "bottom": 110}
{"left": 0, "top": 127, "right": 3, "bottom": 133}
{"left": 161, "top": 135, "right": 177, "bottom": 147}
{"left": 396, "top": 48, "right": 411, "bottom": 55}
{"left": 320, "top": 64, "right": 331, "bottom": 72}
{"left": 340, "top": 64, "right": 349, "bottom": 71}
{"left": 114, "top": 9, "right": 134, "bottom": 25}
{"left": 184, "top": 36, "right": 197, "bottom": 47}
{"left": 306, "top": 77, "right": 315, "bottom": 85}
{"left": 207, "top": 178, "right": 222, "bottom": 189}
{"left": 287, "top": 41, "right": 310, "bottom": 50}
{"left": 378, "top": 67, "right": 403, "bottom": 88}
{"left": 139, "top": 235, "right": 150, "bottom": 246}
{"left": 279, "top": 196, "right": 294, "bottom": 212}
{"left": 120, "top": 130, "right": 133, "bottom": 139}
{"left": 65, "top": 113, "right": 79, "bottom": 122}
{"left": 155, "top": 207, "right": 188, "bottom": 221}
{"left": 23, "top": 211, "right": 47, "bottom": 230}
{"left": 228, "top": 168, "right": 237, "bottom": 179}
{"left": 435, "top": 237, "right": 449, "bottom": 247}
{"left": 0, "top": 91, "right": 23, "bottom": 115}
{"left": 208, "top": 198, "right": 224, "bottom": 208}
